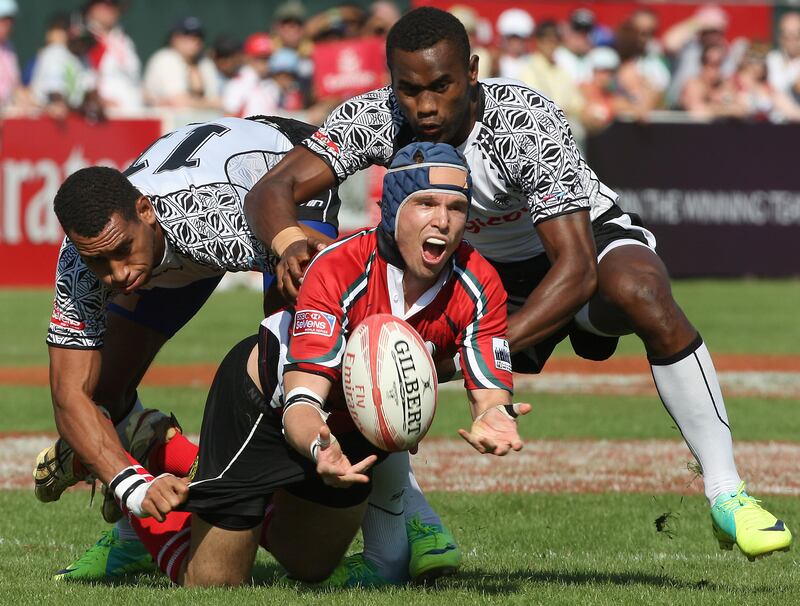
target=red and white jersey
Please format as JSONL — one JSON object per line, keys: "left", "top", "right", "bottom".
{"left": 272, "top": 229, "right": 512, "bottom": 430}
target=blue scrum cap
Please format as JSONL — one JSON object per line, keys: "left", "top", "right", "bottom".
{"left": 380, "top": 142, "right": 472, "bottom": 238}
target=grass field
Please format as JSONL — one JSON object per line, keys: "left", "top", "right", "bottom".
{"left": 0, "top": 281, "right": 798, "bottom": 605}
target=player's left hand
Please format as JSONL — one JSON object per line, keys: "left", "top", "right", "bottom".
{"left": 314, "top": 425, "right": 378, "bottom": 488}
{"left": 458, "top": 403, "right": 531, "bottom": 456}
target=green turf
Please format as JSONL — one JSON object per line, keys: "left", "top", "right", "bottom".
{"left": 2, "top": 280, "right": 800, "bottom": 368}
{"left": 4, "top": 384, "right": 799, "bottom": 443}
{"left": 1, "top": 490, "right": 797, "bottom": 605}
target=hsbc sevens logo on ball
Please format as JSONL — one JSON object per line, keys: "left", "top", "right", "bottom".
{"left": 292, "top": 310, "right": 336, "bottom": 337}
{"left": 342, "top": 314, "right": 437, "bottom": 452}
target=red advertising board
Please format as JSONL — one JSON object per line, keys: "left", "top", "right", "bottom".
{"left": 414, "top": 1, "right": 772, "bottom": 43}
{"left": 312, "top": 36, "right": 387, "bottom": 100}
{"left": 0, "top": 116, "right": 162, "bottom": 286}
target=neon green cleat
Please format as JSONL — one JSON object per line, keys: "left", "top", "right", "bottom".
{"left": 407, "top": 515, "right": 462, "bottom": 583}
{"left": 711, "top": 482, "right": 792, "bottom": 561}
{"left": 320, "top": 553, "right": 393, "bottom": 588}
{"left": 54, "top": 528, "right": 156, "bottom": 581}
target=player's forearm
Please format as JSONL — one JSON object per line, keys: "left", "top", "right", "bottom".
{"left": 506, "top": 253, "right": 597, "bottom": 353}
{"left": 49, "top": 346, "right": 133, "bottom": 484}
{"left": 244, "top": 175, "right": 302, "bottom": 251}
{"left": 50, "top": 386, "right": 132, "bottom": 484}
{"left": 283, "top": 406, "right": 328, "bottom": 461}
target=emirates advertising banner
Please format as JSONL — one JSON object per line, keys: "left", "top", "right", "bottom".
{"left": 312, "top": 37, "right": 387, "bottom": 100}
{"left": 0, "top": 117, "right": 162, "bottom": 286}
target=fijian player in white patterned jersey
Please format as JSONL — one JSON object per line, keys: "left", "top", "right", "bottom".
{"left": 248, "top": 7, "right": 791, "bottom": 569}
{"left": 38, "top": 116, "right": 342, "bottom": 580}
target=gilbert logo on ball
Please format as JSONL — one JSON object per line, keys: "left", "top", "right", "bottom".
{"left": 342, "top": 314, "right": 437, "bottom": 451}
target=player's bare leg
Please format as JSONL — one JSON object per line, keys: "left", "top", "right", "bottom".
{"left": 183, "top": 516, "right": 261, "bottom": 587}
{"left": 578, "top": 244, "right": 791, "bottom": 559}
{"left": 266, "top": 489, "right": 367, "bottom": 583}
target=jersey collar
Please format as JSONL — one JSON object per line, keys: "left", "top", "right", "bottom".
{"left": 385, "top": 257, "right": 453, "bottom": 320}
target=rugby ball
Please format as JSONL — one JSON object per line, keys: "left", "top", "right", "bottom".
{"left": 342, "top": 314, "right": 437, "bottom": 452}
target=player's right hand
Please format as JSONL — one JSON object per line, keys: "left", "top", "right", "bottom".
{"left": 276, "top": 236, "right": 330, "bottom": 302}
{"left": 315, "top": 426, "right": 377, "bottom": 488}
{"left": 140, "top": 475, "right": 190, "bottom": 522}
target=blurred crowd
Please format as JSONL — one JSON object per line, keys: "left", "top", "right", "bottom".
{"left": 2, "top": 0, "right": 800, "bottom": 133}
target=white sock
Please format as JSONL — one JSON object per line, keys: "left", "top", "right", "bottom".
{"left": 362, "top": 452, "right": 410, "bottom": 582}
{"left": 114, "top": 396, "right": 145, "bottom": 450}
{"left": 650, "top": 336, "right": 741, "bottom": 505}
{"left": 115, "top": 517, "right": 139, "bottom": 541}
{"left": 404, "top": 462, "right": 441, "bottom": 526}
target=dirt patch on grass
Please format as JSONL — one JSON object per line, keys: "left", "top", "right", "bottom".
{"left": 4, "top": 434, "right": 798, "bottom": 496}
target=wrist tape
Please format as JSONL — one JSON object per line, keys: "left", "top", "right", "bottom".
{"left": 109, "top": 465, "right": 154, "bottom": 517}
{"left": 271, "top": 226, "right": 306, "bottom": 257}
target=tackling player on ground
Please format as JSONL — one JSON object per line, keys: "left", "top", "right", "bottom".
{"left": 118, "top": 141, "right": 530, "bottom": 586}
{"left": 38, "top": 116, "right": 342, "bottom": 580}
{"left": 247, "top": 7, "right": 791, "bottom": 563}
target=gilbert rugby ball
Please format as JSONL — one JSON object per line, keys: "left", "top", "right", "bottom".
{"left": 342, "top": 314, "right": 437, "bottom": 452}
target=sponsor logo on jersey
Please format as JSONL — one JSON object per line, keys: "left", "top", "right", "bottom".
{"left": 50, "top": 305, "right": 86, "bottom": 332}
{"left": 465, "top": 209, "right": 526, "bottom": 234}
{"left": 492, "top": 337, "right": 512, "bottom": 372}
{"left": 293, "top": 310, "right": 336, "bottom": 337}
{"left": 311, "top": 130, "right": 340, "bottom": 154}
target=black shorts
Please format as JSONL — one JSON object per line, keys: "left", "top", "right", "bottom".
{"left": 488, "top": 204, "right": 648, "bottom": 373}
{"left": 185, "top": 335, "right": 379, "bottom": 530}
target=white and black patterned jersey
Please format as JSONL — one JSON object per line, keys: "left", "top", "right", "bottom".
{"left": 48, "top": 116, "right": 340, "bottom": 349}
{"left": 302, "top": 78, "right": 618, "bottom": 262}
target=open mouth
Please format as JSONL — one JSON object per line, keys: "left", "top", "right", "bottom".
{"left": 422, "top": 237, "right": 447, "bottom": 264}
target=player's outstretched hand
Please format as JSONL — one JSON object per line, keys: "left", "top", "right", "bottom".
{"left": 141, "top": 474, "right": 190, "bottom": 522}
{"left": 277, "top": 235, "right": 332, "bottom": 302}
{"left": 458, "top": 403, "right": 532, "bottom": 456}
{"left": 315, "top": 425, "right": 378, "bottom": 488}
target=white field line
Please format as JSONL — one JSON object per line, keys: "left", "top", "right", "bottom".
{"left": 439, "top": 371, "right": 800, "bottom": 398}
{"left": 4, "top": 435, "right": 800, "bottom": 495}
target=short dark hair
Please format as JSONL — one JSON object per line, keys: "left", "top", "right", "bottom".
{"left": 54, "top": 166, "right": 141, "bottom": 237}
{"left": 386, "top": 7, "right": 470, "bottom": 69}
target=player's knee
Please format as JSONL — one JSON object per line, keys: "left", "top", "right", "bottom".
{"left": 606, "top": 267, "right": 673, "bottom": 316}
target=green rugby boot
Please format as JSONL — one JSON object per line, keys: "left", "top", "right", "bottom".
{"left": 320, "top": 553, "right": 393, "bottom": 588}
{"left": 711, "top": 482, "right": 792, "bottom": 561}
{"left": 54, "top": 527, "right": 155, "bottom": 581}
{"left": 407, "top": 515, "right": 461, "bottom": 583}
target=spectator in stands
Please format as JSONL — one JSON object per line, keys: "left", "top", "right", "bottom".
{"left": 450, "top": 5, "right": 494, "bottom": 79}
{"left": 143, "top": 16, "right": 220, "bottom": 110}
{"left": 222, "top": 33, "right": 279, "bottom": 117}
{"left": 0, "top": 0, "right": 22, "bottom": 111}
{"left": 580, "top": 46, "right": 623, "bottom": 132}
{"left": 767, "top": 13, "right": 800, "bottom": 96}
{"left": 29, "top": 14, "right": 99, "bottom": 120}
{"left": 269, "top": 47, "right": 305, "bottom": 111}
{"left": 84, "top": 0, "right": 143, "bottom": 113}
{"left": 307, "top": 4, "right": 366, "bottom": 42}
{"left": 363, "top": 1, "right": 401, "bottom": 39}
{"left": 521, "top": 20, "right": 583, "bottom": 123}
{"left": 271, "top": 1, "right": 314, "bottom": 94}
{"left": 614, "top": 8, "right": 669, "bottom": 113}
{"left": 679, "top": 43, "right": 747, "bottom": 120}
{"left": 496, "top": 8, "right": 534, "bottom": 81}
{"left": 555, "top": 8, "right": 597, "bottom": 85}
{"left": 663, "top": 4, "right": 746, "bottom": 109}
{"left": 733, "top": 43, "right": 776, "bottom": 121}
{"left": 208, "top": 35, "right": 244, "bottom": 98}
